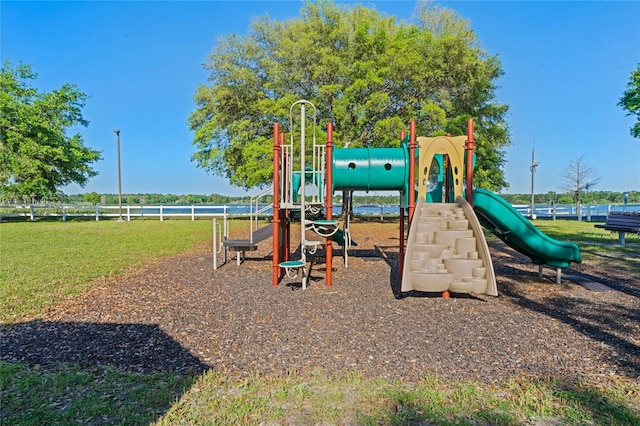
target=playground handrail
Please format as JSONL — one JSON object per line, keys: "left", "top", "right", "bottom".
{"left": 249, "top": 186, "right": 273, "bottom": 237}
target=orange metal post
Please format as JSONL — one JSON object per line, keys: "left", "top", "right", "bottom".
{"left": 325, "top": 122, "right": 334, "bottom": 286}
{"left": 272, "top": 123, "right": 281, "bottom": 286}
{"left": 466, "top": 118, "right": 475, "bottom": 206}
{"left": 399, "top": 130, "right": 406, "bottom": 279}
{"left": 408, "top": 121, "right": 417, "bottom": 223}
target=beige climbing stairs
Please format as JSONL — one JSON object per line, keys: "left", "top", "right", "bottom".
{"left": 401, "top": 196, "right": 498, "bottom": 296}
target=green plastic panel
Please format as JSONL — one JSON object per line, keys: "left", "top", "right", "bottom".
{"left": 291, "top": 167, "right": 323, "bottom": 202}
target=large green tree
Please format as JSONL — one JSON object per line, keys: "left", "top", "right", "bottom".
{"left": 0, "top": 61, "right": 101, "bottom": 201}
{"left": 618, "top": 64, "right": 640, "bottom": 139}
{"left": 190, "top": 0, "right": 510, "bottom": 191}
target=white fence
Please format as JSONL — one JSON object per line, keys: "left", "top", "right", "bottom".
{"left": 512, "top": 203, "right": 639, "bottom": 221}
{"left": 0, "top": 204, "right": 237, "bottom": 222}
{"left": 1, "top": 202, "right": 638, "bottom": 222}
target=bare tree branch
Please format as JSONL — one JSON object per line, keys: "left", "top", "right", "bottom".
{"left": 560, "top": 155, "right": 601, "bottom": 208}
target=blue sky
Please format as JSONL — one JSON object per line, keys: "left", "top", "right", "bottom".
{"left": 2, "top": 0, "right": 639, "bottom": 197}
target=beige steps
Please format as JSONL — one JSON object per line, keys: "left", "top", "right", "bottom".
{"left": 401, "top": 197, "right": 497, "bottom": 296}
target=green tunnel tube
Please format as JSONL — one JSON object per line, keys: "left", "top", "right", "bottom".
{"left": 332, "top": 147, "right": 409, "bottom": 193}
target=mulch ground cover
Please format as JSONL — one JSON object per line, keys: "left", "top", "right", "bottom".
{"left": 2, "top": 222, "right": 639, "bottom": 386}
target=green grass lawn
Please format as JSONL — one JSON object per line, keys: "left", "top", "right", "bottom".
{"left": 0, "top": 219, "right": 230, "bottom": 323}
{"left": 1, "top": 218, "right": 639, "bottom": 425}
{"left": 2, "top": 362, "right": 638, "bottom": 425}
{"left": 532, "top": 218, "right": 640, "bottom": 249}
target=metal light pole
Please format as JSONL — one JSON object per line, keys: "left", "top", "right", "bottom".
{"left": 529, "top": 148, "right": 539, "bottom": 220}
{"left": 114, "top": 129, "right": 124, "bottom": 222}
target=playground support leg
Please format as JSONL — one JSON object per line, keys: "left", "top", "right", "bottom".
{"left": 326, "top": 122, "right": 334, "bottom": 286}
{"left": 213, "top": 218, "right": 218, "bottom": 270}
{"left": 284, "top": 216, "right": 290, "bottom": 264}
{"left": 272, "top": 123, "right": 281, "bottom": 286}
{"left": 539, "top": 265, "right": 562, "bottom": 284}
{"left": 465, "top": 118, "right": 475, "bottom": 206}
{"left": 399, "top": 130, "right": 407, "bottom": 282}
{"left": 444, "top": 155, "right": 451, "bottom": 203}
{"left": 399, "top": 207, "right": 405, "bottom": 279}
{"left": 408, "top": 121, "right": 417, "bottom": 223}
{"left": 326, "top": 239, "right": 333, "bottom": 286}
{"left": 282, "top": 133, "right": 290, "bottom": 269}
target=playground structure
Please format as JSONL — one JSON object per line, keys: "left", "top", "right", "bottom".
{"left": 215, "top": 99, "right": 581, "bottom": 294}
{"left": 272, "top": 100, "right": 416, "bottom": 289}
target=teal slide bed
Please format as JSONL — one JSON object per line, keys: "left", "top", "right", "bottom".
{"left": 331, "top": 228, "right": 357, "bottom": 247}
{"left": 472, "top": 188, "right": 581, "bottom": 268}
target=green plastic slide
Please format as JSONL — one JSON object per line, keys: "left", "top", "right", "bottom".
{"left": 472, "top": 188, "right": 581, "bottom": 268}
{"left": 331, "top": 228, "right": 357, "bottom": 247}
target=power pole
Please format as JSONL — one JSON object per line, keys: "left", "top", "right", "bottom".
{"left": 114, "top": 129, "right": 124, "bottom": 222}
{"left": 529, "top": 148, "right": 539, "bottom": 220}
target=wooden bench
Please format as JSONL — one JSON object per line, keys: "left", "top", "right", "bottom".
{"left": 594, "top": 211, "right": 640, "bottom": 244}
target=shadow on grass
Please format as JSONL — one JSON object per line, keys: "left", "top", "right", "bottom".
{"left": 375, "top": 377, "right": 640, "bottom": 425}
{"left": 0, "top": 321, "right": 208, "bottom": 424}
